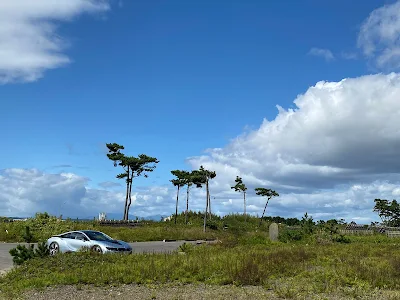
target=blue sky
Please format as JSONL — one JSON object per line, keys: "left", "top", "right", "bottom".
{"left": 1, "top": 0, "right": 400, "bottom": 222}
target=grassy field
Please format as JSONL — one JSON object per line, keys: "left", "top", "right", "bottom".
{"left": 2, "top": 212, "right": 400, "bottom": 299}
{"left": 0, "top": 212, "right": 274, "bottom": 243}
{"left": 2, "top": 235, "right": 400, "bottom": 299}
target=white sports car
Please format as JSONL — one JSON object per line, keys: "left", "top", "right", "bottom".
{"left": 46, "top": 230, "right": 132, "bottom": 255}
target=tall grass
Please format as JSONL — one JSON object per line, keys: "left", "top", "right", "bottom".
{"left": 0, "top": 212, "right": 273, "bottom": 243}
{"left": 2, "top": 242, "right": 400, "bottom": 297}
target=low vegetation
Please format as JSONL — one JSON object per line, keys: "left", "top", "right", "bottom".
{"left": 3, "top": 211, "right": 400, "bottom": 299}
{"left": 2, "top": 237, "right": 400, "bottom": 299}
{"left": 9, "top": 242, "right": 49, "bottom": 266}
{"left": 0, "top": 212, "right": 298, "bottom": 243}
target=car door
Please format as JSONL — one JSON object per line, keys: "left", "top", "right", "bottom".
{"left": 67, "top": 232, "right": 89, "bottom": 252}
{"left": 57, "top": 232, "right": 75, "bottom": 252}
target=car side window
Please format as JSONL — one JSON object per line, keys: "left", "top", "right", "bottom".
{"left": 61, "top": 233, "right": 72, "bottom": 239}
{"left": 74, "top": 232, "right": 87, "bottom": 241}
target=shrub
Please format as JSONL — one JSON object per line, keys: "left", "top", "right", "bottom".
{"left": 9, "top": 241, "right": 50, "bottom": 265}
{"left": 22, "top": 226, "right": 35, "bottom": 243}
{"left": 35, "top": 241, "right": 50, "bottom": 257}
{"left": 9, "top": 244, "right": 36, "bottom": 265}
{"left": 332, "top": 233, "right": 351, "bottom": 244}
{"left": 278, "top": 229, "right": 304, "bottom": 243}
{"left": 300, "top": 212, "right": 315, "bottom": 235}
{"left": 206, "top": 220, "right": 218, "bottom": 230}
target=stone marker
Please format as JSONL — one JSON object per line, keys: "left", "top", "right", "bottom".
{"left": 269, "top": 222, "right": 279, "bottom": 241}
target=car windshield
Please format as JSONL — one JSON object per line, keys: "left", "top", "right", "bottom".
{"left": 84, "top": 231, "right": 113, "bottom": 241}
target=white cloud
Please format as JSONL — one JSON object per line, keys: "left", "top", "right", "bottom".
{"left": 184, "top": 73, "right": 400, "bottom": 222}
{"left": 341, "top": 51, "right": 358, "bottom": 60}
{"left": 0, "top": 168, "right": 143, "bottom": 218}
{"left": 0, "top": 0, "right": 110, "bottom": 84}
{"left": 0, "top": 167, "right": 392, "bottom": 223}
{"left": 358, "top": 0, "right": 400, "bottom": 69}
{"left": 308, "top": 48, "right": 335, "bottom": 61}
{"left": 0, "top": 168, "right": 211, "bottom": 219}
{"left": 3, "top": 73, "right": 400, "bottom": 223}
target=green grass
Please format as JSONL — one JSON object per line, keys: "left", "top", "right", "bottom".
{"left": 0, "top": 213, "right": 274, "bottom": 243}
{"left": 2, "top": 239, "right": 400, "bottom": 298}
{"left": 3, "top": 212, "right": 400, "bottom": 299}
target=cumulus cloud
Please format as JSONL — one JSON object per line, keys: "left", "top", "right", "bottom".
{"left": 0, "top": 167, "right": 391, "bottom": 223}
{"left": 0, "top": 168, "right": 214, "bottom": 219}
{"left": 308, "top": 48, "right": 335, "bottom": 61}
{"left": 358, "top": 0, "right": 400, "bottom": 69}
{"left": 0, "top": 168, "right": 161, "bottom": 218}
{"left": 185, "top": 73, "right": 400, "bottom": 222}
{"left": 3, "top": 73, "right": 400, "bottom": 223}
{"left": 0, "top": 0, "right": 110, "bottom": 84}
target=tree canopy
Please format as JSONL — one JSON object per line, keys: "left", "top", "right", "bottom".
{"left": 231, "top": 176, "right": 248, "bottom": 217}
{"left": 373, "top": 198, "right": 400, "bottom": 226}
{"left": 191, "top": 165, "right": 216, "bottom": 232}
{"left": 231, "top": 176, "right": 247, "bottom": 193}
{"left": 170, "top": 170, "right": 189, "bottom": 224}
{"left": 255, "top": 187, "right": 279, "bottom": 226}
{"left": 255, "top": 188, "right": 279, "bottom": 199}
{"left": 106, "top": 142, "right": 159, "bottom": 220}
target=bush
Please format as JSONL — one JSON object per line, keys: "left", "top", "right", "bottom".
{"left": 9, "top": 244, "right": 36, "bottom": 265}
{"left": 278, "top": 229, "right": 304, "bottom": 243}
{"left": 9, "top": 241, "right": 49, "bottom": 265}
{"left": 35, "top": 241, "right": 50, "bottom": 257}
{"left": 332, "top": 233, "right": 351, "bottom": 244}
{"left": 22, "top": 226, "right": 35, "bottom": 243}
{"left": 206, "top": 220, "right": 218, "bottom": 230}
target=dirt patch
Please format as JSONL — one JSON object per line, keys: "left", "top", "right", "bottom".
{"left": 22, "top": 284, "right": 274, "bottom": 300}
{"left": 14, "top": 284, "right": 400, "bottom": 300}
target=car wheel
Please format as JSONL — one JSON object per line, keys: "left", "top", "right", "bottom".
{"left": 91, "top": 245, "right": 103, "bottom": 254}
{"left": 49, "top": 242, "right": 60, "bottom": 256}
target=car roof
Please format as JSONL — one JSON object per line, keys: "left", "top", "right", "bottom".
{"left": 58, "top": 230, "right": 103, "bottom": 236}
{"left": 80, "top": 230, "right": 102, "bottom": 234}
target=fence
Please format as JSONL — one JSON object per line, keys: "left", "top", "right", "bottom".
{"left": 339, "top": 229, "right": 374, "bottom": 235}
{"left": 98, "top": 220, "right": 143, "bottom": 227}
{"left": 340, "top": 225, "right": 400, "bottom": 237}
{"left": 387, "top": 231, "right": 400, "bottom": 238}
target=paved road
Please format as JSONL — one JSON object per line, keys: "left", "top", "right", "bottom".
{"left": 0, "top": 240, "right": 204, "bottom": 273}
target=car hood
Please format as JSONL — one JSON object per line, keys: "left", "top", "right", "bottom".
{"left": 98, "top": 239, "right": 131, "bottom": 249}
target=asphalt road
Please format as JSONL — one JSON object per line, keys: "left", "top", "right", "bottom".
{"left": 0, "top": 240, "right": 200, "bottom": 273}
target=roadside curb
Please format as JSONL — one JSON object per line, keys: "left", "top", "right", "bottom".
{"left": 161, "top": 239, "right": 218, "bottom": 243}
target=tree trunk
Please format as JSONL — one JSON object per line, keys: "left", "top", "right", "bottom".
{"left": 126, "top": 171, "right": 134, "bottom": 221}
{"left": 244, "top": 191, "right": 246, "bottom": 222}
{"left": 175, "top": 185, "right": 180, "bottom": 224}
{"left": 185, "top": 184, "right": 190, "bottom": 225}
{"left": 123, "top": 167, "right": 130, "bottom": 220}
{"left": 203, "top": 179, "right": 209, "bottom": 232}
{"left": 259, "top": 197, "right": 271, "bottom": 226}
{"left": 208, "top": 192, "right": 212, "bottom": 219}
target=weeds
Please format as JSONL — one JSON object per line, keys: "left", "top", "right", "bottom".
{"left": 3, "top": 241, "right": 400, "bottom": 297}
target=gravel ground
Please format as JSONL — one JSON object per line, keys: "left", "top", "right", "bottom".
{"left": 3, "top": 284, "right": 397, "bottom": 300}
{"left": 20, "top": 284, "right": 274, "bottom": 300}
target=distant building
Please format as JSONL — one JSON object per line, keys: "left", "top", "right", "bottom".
{"left": 99, "top": 212, "right": 107, "bottom": 221}
{"left": 163, "top": 215, "right": 173, "bottom": 222}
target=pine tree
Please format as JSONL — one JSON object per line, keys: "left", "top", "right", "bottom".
{"left": 255, "top": 187, "right": 279, "bottom": 226}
